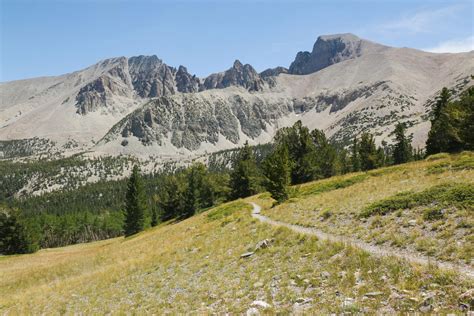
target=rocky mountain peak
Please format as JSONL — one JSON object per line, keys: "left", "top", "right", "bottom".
{"left": 260, "top": 66, "right": 289, "bottom": 78}
{"left": 128, "top": 55, "right": 176, "bottom": 98}
{"left": 202, "top": 60, "right": 264, "bottom": 92}
{"left": 232, "top": 59, "right": 244, "bottom": 69}
{"left": 175, "top": 65, "right": 200, "bottom": 93}
{"left": 289, "top": 33, "right": 367, "bottom": 75}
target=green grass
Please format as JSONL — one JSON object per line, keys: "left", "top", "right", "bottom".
{"left": 207, "top": 200, "right": 250, "bottom": 221}
{"left": 426, "top": 151, "right": 474, "bottom": 174}
{"left": 360, "top": 183, "right": 474, "bottom": 218}
{"left": 297, "top": 174, "right": 369, "bottom": 197}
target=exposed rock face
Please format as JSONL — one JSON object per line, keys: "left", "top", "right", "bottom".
{"left": 75, "top": 57, "right": 268, "bottom": 115}
{"left": 175, "top": 65, "right": 201, "bottom": 93}
{"left": 289, "top": 33, "right": 367, "bottom": 75}
{"left": 101, "top": 92, "right": 294, "bottom": 150}
{"left": 260, "top": 66, "right": 288, "bottom": 78}
{"left": 75, "top": 58, "right": 132, "bottom": 114}
{"left": 128, "top": 55, "right": 176, "bottom": 98}
{"left": 76, "top": 78, "right": 108, "bottom": 115}
{"left": 2, "top": 33, "right": 474, "bottom": 159}
{"left": 202, "top": 60, "right": 265, "bottom": 92}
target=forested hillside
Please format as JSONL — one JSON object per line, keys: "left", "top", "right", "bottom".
{"left": 1, "top": 85, "right": 472, "bottom": 253}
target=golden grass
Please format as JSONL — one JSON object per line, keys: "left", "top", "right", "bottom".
{"left": 263, "top": 152, "right": 474, "bottom": 265}
{"left": 1, "top": 154, "right": 473, "bottom": 313}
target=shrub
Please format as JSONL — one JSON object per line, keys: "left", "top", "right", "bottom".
{"left": 207, "top": 201, "right": 248, "bottom": 221}
{"left": 423, "top": 207, "right": 444, "bottom": 221}
{"left": 360, "top": 191, "right": 414, "bottom": 217}
{"left": 425, "top": 153, "right": 449, "bottom": 161}
{"left": 360, "top": 183, "right": 473, "bottom": 218}
{"left": 299, "top": 174, "right": 368, "bottom": 197}
{"left": 320, "top": 209, "right": 333, "bottom": 220}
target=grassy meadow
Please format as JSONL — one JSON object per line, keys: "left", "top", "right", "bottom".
{"left": 263, "top": 152, "right": 474, "bottom": 265}
{"left": 0, "top": 153, "right": 473, "bottom": 313}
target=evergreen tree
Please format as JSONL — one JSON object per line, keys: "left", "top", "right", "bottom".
{"left": 376, "top": 147, "right": 387, "bottom": 167}
{"left": 0, "top": 208, "right": 38, "bottom": 255}
{"left": 392, "top": 123, "right": 412, "bottom": 164}
{"left": 426, "top": 88, "right": 463, "bottom": 155}
{"left": 412, "top": 147, "right": 425, "bottom": 161}
{"left": 274, "top": 121, "right": 316, "bottom": 184}
{"left": 351, "top": 136, "right": 360, "bottom": 172}
{"left": 158, "top": 175, "right": 185, "bottom": 221}
{"left": 123, "top": 165, "right": 146, "bottom": 236}
{"left": 150, "top": 207, "right": 158, "bottom": 227}
{"left": 333, "top": 147, "right": 352, "bottom": 175}
{"left": 183, "top": 163, "right": 208, "bottom": 218}
{"left": 432, "top": 87, "right": 451, "bottom": 119}
{"left": 263, "top": 145, "right": 291, "bottom": 203}
{"left": 359, "top": 133, "right": 378, "bottom": 171}
{"left": 459, "top": 86, "right": 474, "bottom": 150}
{"left": 311, "top": 129, "right": 337, "bottom": 178}
{"left": 229, "top": 141, "right": 260, "bottom": 199}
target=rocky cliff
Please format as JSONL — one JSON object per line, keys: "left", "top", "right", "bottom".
{"left": 1, "top": 34, "right": 473, "bottom": 160}
{"left": 202, "top": 60, "right": 265, "bottom": 92}
{"left": 289, "top": 33, "right": 386, "bottom": 75}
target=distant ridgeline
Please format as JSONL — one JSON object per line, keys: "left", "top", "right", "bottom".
{"left": 0, "top": 85, "right": 473, "bottom": 253}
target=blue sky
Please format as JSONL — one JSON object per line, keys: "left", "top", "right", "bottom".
{"left": 1, "top": 0, "right": 473, "bottom": 82}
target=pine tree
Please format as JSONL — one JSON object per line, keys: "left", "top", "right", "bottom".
{"left": 311, "top": 129, "right": 337, "bottom": 178}
{"left": 333, "top": 147, "right": 352, "bottom": 175}
{"left": 376, "top": 147, "right": 386, "bottom": 167}
{"left": 263, "top": 145, "right": 291, "bottom": 204}
{"left": 351, "top": 136, "right": 360, "bottom": 172}
{"left": 229, "top": 141, "right": 260, "bottom": 199}
{"left": 392, "top": 123, "right": 412, "bottom": 164}
{"left": 151, "top": 207, "right": 158, "bottom": 227}
{"left": 274, "top": 121, "right": 316, "bottom": 184}
{"left": 432, "top": 87, "right": 451, "bottom": 119}
{"left": 0, "top": 208, "right": 38, "bottom": 255}
{"left": 158, "top": 175, "right": 185, "bottom": 221}
{"left": 183, "top": 163, "right": 207, "bottom": 218}
{"left": 359, "top": 133, "right": 378, "bottom": 171}
{"left": 459, "top": 86, "right": 474, "bottom": 150}
{"left": 123, "top": 165, "right": 146, "bottom": 236}
{"left": 426, "top": 88, "right": 464, "bottom": 155}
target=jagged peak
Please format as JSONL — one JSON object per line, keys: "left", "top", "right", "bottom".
{"left": 177, "top": 65, "right": 188, "bottom": 73}
{"left": 232, "top": 59, "right": 243, "bottom": 69}
{"left": 128, "top": 55, "right": 164, "bottom": 67}
{"left": 288, "top": 33, "right": 383, "bottom": 75}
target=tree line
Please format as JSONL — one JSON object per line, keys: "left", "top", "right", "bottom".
{"left": 1, "top": 85, "right": 472, "bottom": 253}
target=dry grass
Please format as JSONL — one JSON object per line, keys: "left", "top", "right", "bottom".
{"left": 1, "top": 154, "right": 473, "bottom": 313}
{"left": 263, "top": 152, "right": 474, "bottom": 265}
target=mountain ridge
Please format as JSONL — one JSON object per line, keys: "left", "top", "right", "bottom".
{"left": 1, "top": 34, "right": 473, "bottom": 160}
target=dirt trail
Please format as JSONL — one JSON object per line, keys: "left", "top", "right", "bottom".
{"left": 249, "top": 202, "right": 474, "bottom": 279}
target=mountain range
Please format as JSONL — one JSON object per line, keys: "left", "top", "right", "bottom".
{"left": 1, "top": 33, "right": 473, "bottom": 159}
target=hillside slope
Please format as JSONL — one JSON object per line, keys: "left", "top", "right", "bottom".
{"left": 1, "top": 34, "right": 473, "bottom": 159}
{"left": 1, "top": 153, "right": 473, "bottom": 313}
{"left": 262, "top": 152, "right": 474, "bottom": 268}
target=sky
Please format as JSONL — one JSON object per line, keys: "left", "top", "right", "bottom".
{"left": 0, "top": 0, "right": 473, "bottom": 82}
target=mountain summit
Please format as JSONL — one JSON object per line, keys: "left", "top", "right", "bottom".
{"left": 0, "top": 34, "right": 473, "bottom": 159}
{"left": 289, "top": 33, "right": 386, "bottom": 75}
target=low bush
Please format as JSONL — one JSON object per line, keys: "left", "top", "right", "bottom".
{"left": 360, "top": 183, "right": 473, "bottom": 218}
{"left": 299, "top": 174, "right": 368, "bottom": 197}
{"left": 425, "top": 153, "right": 450, "bottom": 161}
{"left": 207, "top": 201, "right": 249, "bottom": 221}
{"left": 319, "top": 209, "right": 333, "bottom": 220}
{"left": 423, "top": 207, "right": 444, "bottom": 221}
